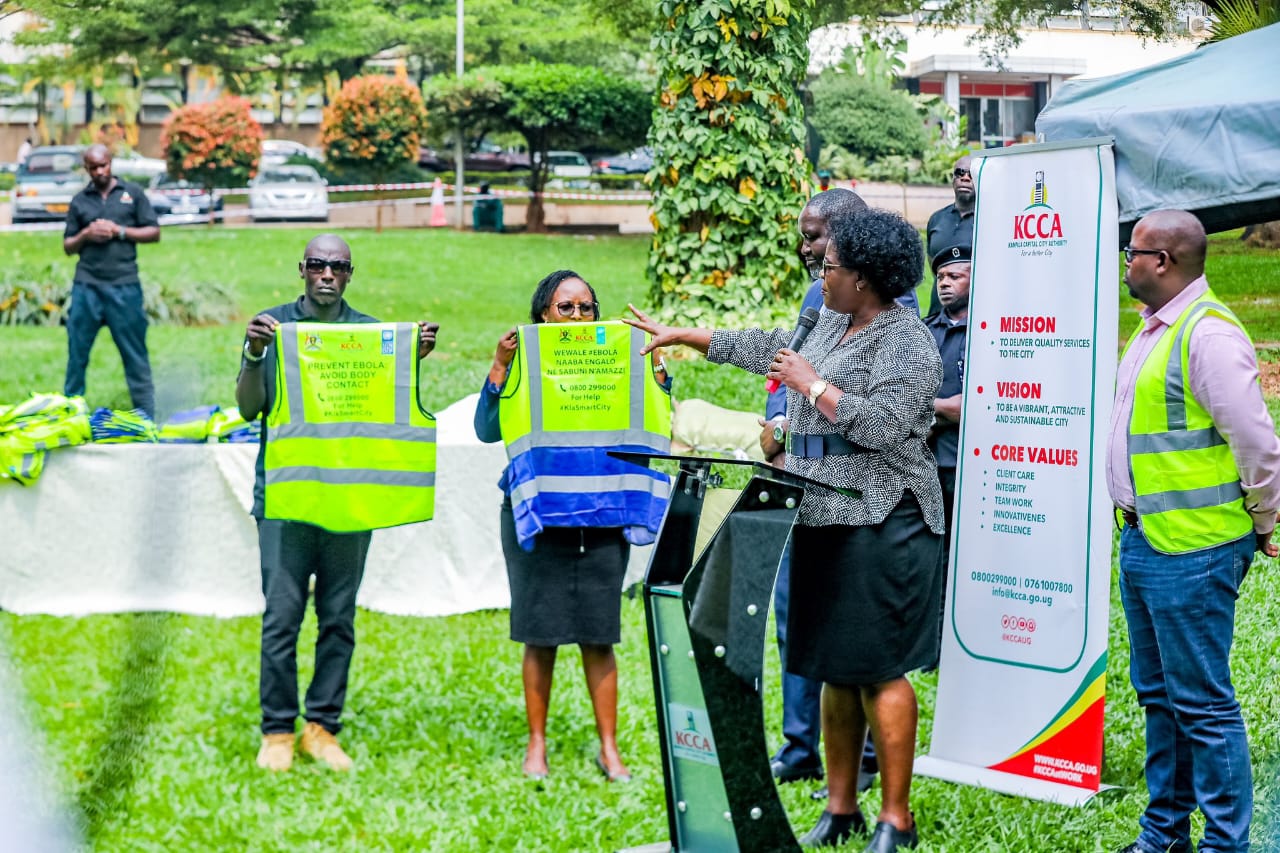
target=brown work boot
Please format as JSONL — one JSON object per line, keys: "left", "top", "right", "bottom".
{"left": 300, "top": 722, "right": 353, "bottom": 771}
{"left": 256, "top": 733, "right": 294, "bottom": 772}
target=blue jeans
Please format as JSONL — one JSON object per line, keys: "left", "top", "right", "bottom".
{"left": 1119, "top": 526, "right": 1254, "bottom": 853}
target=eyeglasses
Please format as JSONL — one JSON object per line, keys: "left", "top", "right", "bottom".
{"left": 818, "top": 259, "right": 850, "bottom": 278}
{"left": 953, "top": 168, "right": 971, "bottom": 179}
{"left": 304, "top": 257, "right": 354, "bottom": 274}
{"left": 1122, "top": 246, "right": 1176, "bottom": 265}
{"left": 553, "top": 300, "right": 599, "bottom": 318}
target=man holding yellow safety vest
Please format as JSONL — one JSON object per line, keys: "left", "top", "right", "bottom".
{"left": 236, "top": 234, "right": 440, "bottom": 773}
{"left": 1107, "top": 210, "right": 1280, "bottom": 853}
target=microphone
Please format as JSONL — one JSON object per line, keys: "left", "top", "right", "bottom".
{"left": 765, "top": 307, "right": 820, "bottom": 394}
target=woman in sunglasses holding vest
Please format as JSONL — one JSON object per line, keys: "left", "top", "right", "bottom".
{"left": 474, "top": 269, "right": 671, "bottom": 783}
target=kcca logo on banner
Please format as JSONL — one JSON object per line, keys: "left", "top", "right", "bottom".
{"left": 1009, "top": 170, "right": 1068, "bottom": 251}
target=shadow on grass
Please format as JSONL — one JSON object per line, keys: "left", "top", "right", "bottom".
{"left": 75, "top": 612, "right": 172, "bottom": 842}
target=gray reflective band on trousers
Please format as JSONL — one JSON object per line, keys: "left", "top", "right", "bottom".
{"left": 265, "top": 467, "right": 437, "bottom": 487}
{"left": 280, "top": 322, "right": 417, "bottom": 425}
{"left": 1127, "top": 426, "right": 1226, "bottom": 455}
{"left": 1163, "top": 301, "right": 1230, "bottom": 431}
{"left": 510, "top": 472, "right": 673, "bottom": 507}
{"left": 523, "top": 324, "right": 648, "bottom": 434}
{"left": 1134, "top": 480, "right": 1245, "bottom": 515}
{"left": 271, "top": 421, "right": 437, "bottom": 443}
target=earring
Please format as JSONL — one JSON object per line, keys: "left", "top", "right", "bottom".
{"left": 855, "top": 282, "right": 865, "bottom": 292}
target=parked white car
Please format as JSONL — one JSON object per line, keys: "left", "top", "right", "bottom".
{"left": 112, "top": 150, "right": 168, "bottom": 182}
{"left": 261, "top": 139, "right": 323, "bottom": 165}
{"left": 248, "top": 165, "right": 329, "bottom": 222}
{"left": 538, "top": 151, "right": 593, "bottom": 178}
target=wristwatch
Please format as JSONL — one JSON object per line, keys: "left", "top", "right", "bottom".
{"left": 807, "top": 379, "right": 829, "bottom": 407}
{"left": 116, "top": 225, "right": 127, "bottom": 241}
{"left": 770, "top": 417, "right": 787, "bottom": 444}
{"left": 242, "top": 340, "right": 267, "bottom": 364}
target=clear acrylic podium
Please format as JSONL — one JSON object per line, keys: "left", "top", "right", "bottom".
{"left": 612, "top": 452, "right": 841, "bottom": 853}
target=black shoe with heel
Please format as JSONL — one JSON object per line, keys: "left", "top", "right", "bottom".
{"left": 799, "top": 810, "right": 868, "bottom": 848}
{"left": 862, "top": 820, "right": 918, "bottom": 853}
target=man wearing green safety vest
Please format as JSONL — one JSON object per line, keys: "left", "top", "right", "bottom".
{"left": 1107, "top": 210, "right": 1280, "bottom": 853}
{"left": 236, "top": 233, "right": 440, "bottom": 773}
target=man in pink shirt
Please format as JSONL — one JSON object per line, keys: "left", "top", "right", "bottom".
{"left": 1107, "top": 209, "right": 1280, "bottom": 853}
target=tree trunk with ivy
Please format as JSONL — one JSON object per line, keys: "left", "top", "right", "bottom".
{"left": 648, "top": 0, "right": 815, "bottom": 328}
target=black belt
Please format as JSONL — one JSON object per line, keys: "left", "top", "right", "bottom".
{"left": 787, "top": 433, "right": 871, "bottom": 459}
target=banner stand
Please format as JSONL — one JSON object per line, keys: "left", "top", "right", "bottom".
{"left": 916, "top": 137, "right": 1120, "bottom": 806}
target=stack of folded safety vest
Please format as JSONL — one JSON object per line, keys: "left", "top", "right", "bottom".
{"left": 90, "top": 408, "right": 160, "bottom": 443}
{"left": 0, "top": 393, "right": 93, "bottom": 485}
{"left": 207, "top": 407, "right": 260, "bottom": 443}
{"left": 156, "top": 405, "right": 260, "bottom": 443}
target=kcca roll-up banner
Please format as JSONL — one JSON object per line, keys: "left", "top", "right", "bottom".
{"left": 915, "top": 138, "right": 1118, "bottom": 805}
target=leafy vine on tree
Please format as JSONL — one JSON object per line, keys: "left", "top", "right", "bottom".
{"left": 648, "top": 0, "right": 815, "bottom": 328}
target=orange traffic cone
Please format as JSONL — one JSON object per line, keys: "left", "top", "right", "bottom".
{"left": 429, "top": 179, "right": 447, "bottom": 227}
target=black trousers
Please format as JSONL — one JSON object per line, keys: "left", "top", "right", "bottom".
{"left": 257, "top": 519, "right": 372, "bottom": 735}
{"left": 63, "top": 281, "right": 154, "bottom": 418}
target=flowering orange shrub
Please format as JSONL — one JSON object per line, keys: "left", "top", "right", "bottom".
{"left": 161, "top": 97, "right": 263, "bottom": 190}
{"left": 321, "top": 75, "right": 426, "bottom": 175}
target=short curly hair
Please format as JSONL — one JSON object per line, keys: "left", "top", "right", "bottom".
{"left": 826, "top": 208, "right": 924, "bottom": 302}
{"left": 530, "top": 269, "right": 599, "bottom": 324}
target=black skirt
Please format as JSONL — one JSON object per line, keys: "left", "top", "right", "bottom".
{"left": 787, "top": 495, "right": 943, "bottom": 686}
{"left": 500, "top": 505, "right": 629, "bottom": 647}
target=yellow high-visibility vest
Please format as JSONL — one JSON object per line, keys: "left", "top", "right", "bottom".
{"left": 265, "top": 321, "right": 436, "bottom": 532}
{"left": 498, "top": 320, "right": 671, "bottom": 548}
{"left": 1124, "top": 290, "right": 1253, "bottom": 554}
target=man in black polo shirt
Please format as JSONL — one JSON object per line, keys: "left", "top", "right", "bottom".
{"left": 63, "top": 144, "right": 160, "bottom": 419}
{"left": 237, "top": 233, "right": 440, "bottom": 773}
{"left": 924, "top": 155, "right": 975, "bottom": 316}
{"left": 924, "top": 244, "right": 970, "bottom": 660}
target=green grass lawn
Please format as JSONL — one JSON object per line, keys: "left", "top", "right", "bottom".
{"left": 1, "top": 226, "right": 1279, "bottom": 850}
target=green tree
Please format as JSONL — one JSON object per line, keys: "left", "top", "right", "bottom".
{"left": 646, "top": 0, "right": 815, "bottom": 328}
{"left": 425, "top": 63, "right": 649, "bottom": 232}
{"left": 161, "top": 96, "right": 263, "bottom": 223}
{"left": 808, "top": 73, "right": 926, "bottom": 160}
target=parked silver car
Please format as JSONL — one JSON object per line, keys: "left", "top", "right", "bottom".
{"left": 11, "top": 146, "right": 85, "bottom": 223}
{"left": 248, "top": 165, "right": 329, "bottom": 222}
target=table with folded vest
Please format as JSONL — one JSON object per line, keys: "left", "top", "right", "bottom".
{"left": 0, "top": 393, "right": 653, "bottom": 618}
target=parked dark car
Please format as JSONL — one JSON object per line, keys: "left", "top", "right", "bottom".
{"left": 592, "top": 146, "right": 654, "bottom": 175}
{"left": 418, "top": 143, "right": 530, "bottom": 173}
{"left": 146, "top": 175, "right": 224, "bottom": 224}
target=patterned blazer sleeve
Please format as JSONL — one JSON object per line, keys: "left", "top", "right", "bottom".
{"left": 830, "top": 324, "right": 942, "bottom": 450}
{"left": 707, "top": 327, "right": 793, "bottom": 376}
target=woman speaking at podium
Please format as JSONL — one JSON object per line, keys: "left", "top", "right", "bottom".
{"left": 474, "top": 269, "right": 671, "bottom": 784}
{"left": 625, "top": 209, "right": 943, "bottom": 853}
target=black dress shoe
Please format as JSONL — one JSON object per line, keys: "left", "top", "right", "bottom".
{"left": 862, "top": 820, "right": 918, "bottom": 853}
{"left": 772, "top": 759, "right": 824, "bottom": 783}
{"left": 799, "top": 810, "right": 868, "bottom": 848}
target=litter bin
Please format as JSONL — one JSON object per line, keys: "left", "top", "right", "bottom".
{"left": 472, "top": 192, "right": 504, "bottom": 232}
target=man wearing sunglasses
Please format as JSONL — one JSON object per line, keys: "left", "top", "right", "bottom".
{"left": 236, "top": 233, "right": 441, "bottom": 774}
{"left": 924, "top": 155, "right": 975, "bottom": 317}
{"left": 1108, "top": 209, "right": 1280, "bottom": 853}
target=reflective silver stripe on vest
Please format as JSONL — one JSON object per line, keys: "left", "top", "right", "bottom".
{"left": 271, "top": 421, "right": 437, "bottom": 442}
{"left": 394, "top": 322, "right": 414, "bottom": 425}
{"left": 1128, "top": 427, "right": 1226, "bottom": 455}
{"left": 265, "top": 467, "right": 437, "bottom": 487}
{"left": 1134, "top": 480, "right": 1244, "bottom": 515}
{"left": 1163, "top": 301, "right": 1230, "bottom": 431}
{"left": 281, "top": 324, "right": 306, "bottom": 424}
{"left": 523, "top": 324, "right": 649, "bottom": 434}
{"left": 507, "top": 429, "right": 669, "bottom": 457}
{"left": 510, "top": 472, "right": 672, "bottom": 506}
{"left": 21, "top": 453, "right": 38, "bottom": 477}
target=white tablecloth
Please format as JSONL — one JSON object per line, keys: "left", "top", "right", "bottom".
{"left": 0, "top": 394, "right": 651, "bottom": 618}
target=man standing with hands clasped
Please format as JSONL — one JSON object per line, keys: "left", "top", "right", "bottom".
{"left": 1108, "top": 209, "right": 1280, "bottom": 853}
{"left": 63, "top": 143, "right": 160, "bottom": 419}
{"left": 923, "top": 156, "right": 975, "bottom": 317}
{"left": 238, "top": 234, "right": 440, "bottom": 772}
